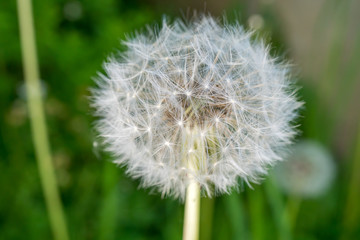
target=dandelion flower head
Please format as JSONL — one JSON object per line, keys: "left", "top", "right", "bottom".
{"left": 92, "top": 16, "right": 302, "bottom": 200}
{"left": 273, "top": 140, "right": 335, "bottom": 198}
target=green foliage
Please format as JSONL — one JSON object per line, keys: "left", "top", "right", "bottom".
{"left": 1, "top": 0, "right": 360, "bottom": 239}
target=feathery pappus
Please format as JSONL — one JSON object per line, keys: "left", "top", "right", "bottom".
{"left": 273, "top": 140, "right": 335, "bottom": 198}
{"left": 91, "top": 16, "right": 302, "bottom": 200}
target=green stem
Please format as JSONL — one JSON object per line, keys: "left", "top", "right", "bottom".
{"left": 98, "top": 162, "right": 120, "bottom": 240}
{"left": 224, "top": 193, "right": 248, "bottom": 240}
{"left": 200, "top": 197, "right": 215, "bottom": 240}
{"left": 16, "top": 1, "right": 69, "bottom": 240}
{"left": 248, "top": 187, "right": 265, "bottom": 240}
{"left": 264, "top": 176, "right": 292, "bottom": 240}
{"left": 342, "top": 125, "right": 360, "bottom": 239}
{"left": 285, "top": 197, "right": 301, "bottom": 233}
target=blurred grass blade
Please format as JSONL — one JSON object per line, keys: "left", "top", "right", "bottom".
{"left": 264, "top": 176, "right": 292, "bottom": 240}
{"left": 16, "top": 0, "right": 69, "bottom": 240}
{"left": 200, "top": 197, "right": 215, "bottom": 240}
{"left": 342, "top": 124, "right": 360, "bottom": 238}
{"left": 285, "top": 197, "right": 301, "bottom": 233}
{"left": 248, "top": 187, "right": 265, "bottom": 240}
{"left": 223, "top": 193, "right": 248, "bottom": 240}
{"left": 98, "top": 162, "right": 121, "bottom": 240}
{"left": 307, "top": 0, "right": 355, "bottom": 141}
{"left": 318, "top": 0, "right": 354, "bottom": 100}
{"left": 329, "top": 30, "right": 360, "bottom": 139}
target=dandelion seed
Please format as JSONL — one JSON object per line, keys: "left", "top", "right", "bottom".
{"left": 91, "top": 16, "right": 302, "bottom": 200}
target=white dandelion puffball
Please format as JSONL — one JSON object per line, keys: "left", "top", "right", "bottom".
{"left": 273, "top": 140, "right": 336, "bottom": 198}
{"left": 92, "top": 16, "right": 301, "bottom": 200}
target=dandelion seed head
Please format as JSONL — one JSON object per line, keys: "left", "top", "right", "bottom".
{"left": 273, "top": 140, "right": 335, "bottom": 198}
{"left": 91, "top": 16, "right": 302, "bottom": 200}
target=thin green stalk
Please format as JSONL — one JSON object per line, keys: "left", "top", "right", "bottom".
{"left": 264, "top": 176, "right": 291, "bottom": 240}
{"left": 306, "top": 0, "right": 354, "bottom": 142}
{"left": 248, "top": 187, "right": 265, "bottom": 240}
{"left": 223, "top": 192, "right": 248, "bottom": 240}
{"left": 317, "top": 0, "right": 353, "bottom": 103}
{"left": 342, "top": 125, "right": 360, "bottom": 239}
{"left": 328, "top": 30, "right": 360, "bottom": 141}
{"left": 285, "top": 197, "right": 301, "bottom": 232}
{"left": 16, "top": 1, "right": 69, "bottom": 240}
{"left": 98, "top": 162, "right": 120, "bottom": 240}
{"left": 200, "top": 197, "right": 215, "bottom": 240}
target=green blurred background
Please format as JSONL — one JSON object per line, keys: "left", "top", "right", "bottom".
{"left": 1, "top": 0, "right": 360, "bottom": 239}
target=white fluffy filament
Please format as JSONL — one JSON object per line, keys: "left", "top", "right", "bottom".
{"left": 91, "top": 16, "right": 302, "bottom": 200}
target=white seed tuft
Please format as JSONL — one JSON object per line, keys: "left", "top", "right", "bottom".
{"left": 273, "top": 140, "right": 335, "bottom": 198}
{"left": 91, "top": 16, "right": 302, "bottom": 200}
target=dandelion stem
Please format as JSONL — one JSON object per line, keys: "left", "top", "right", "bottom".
{"left": 183, "top": 180, "right": 201, "bottom": 240}
{"left": 16, "top": 1, "right": 69, "bottom": 240}
{"left": 285, "top": 197, "right": 301, "bottom": 232}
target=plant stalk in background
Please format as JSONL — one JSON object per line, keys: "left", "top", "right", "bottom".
{"left": 342, "top": 125, "right": 360, "bottom": 238}
{"left": 16, "top": 0, "right": 69, "bottom": 240}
